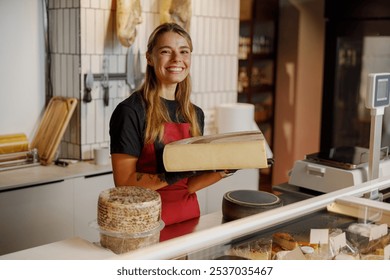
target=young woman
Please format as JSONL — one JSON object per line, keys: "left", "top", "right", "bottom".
{"left": 109, "top": 23, "right": 231, "bottom": 226}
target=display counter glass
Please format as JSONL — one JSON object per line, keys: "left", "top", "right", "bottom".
{"left": 111, "top": 175, "right": 390, "bottom": 260}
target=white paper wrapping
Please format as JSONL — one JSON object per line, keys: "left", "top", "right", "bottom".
{"left": 217, "top": 103, "right": 255, "bottom": 133}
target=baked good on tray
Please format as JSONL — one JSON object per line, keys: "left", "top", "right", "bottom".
{"left": 272, "top": 232, "right": 298, "bottom": 251}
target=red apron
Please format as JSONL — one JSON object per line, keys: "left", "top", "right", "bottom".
{"left": 136, "top": 122, "right": 200, "bottom": 226}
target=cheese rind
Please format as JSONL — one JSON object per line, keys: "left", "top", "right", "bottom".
{"left": 97, "top": 186, "right": 162, "bottom": 254}
{"left": 97, "top": 186, "right": 161, "bottom": 234}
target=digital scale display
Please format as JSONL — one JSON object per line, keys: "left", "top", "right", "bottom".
{"left": 366, "top": 73, "right": 390, "bottom": 109}
{"left": 377, "top": 78, "right": 388, "bottom": 100}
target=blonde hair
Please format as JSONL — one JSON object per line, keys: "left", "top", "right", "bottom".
{"left": 140, "top": 22, "right": 202, "bottom": 143}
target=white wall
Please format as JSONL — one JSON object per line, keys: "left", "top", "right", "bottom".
{"left": 273, "top": 0, "right": 324, "bottom": 185}
{"left": 47, "top": 0, "right": 240, "bottom": 160}
{"left": 0, "top": 0, "right": 239, "bottom": 157}
{"left": 0, "top": 0, "right": 46, "bottom": 140}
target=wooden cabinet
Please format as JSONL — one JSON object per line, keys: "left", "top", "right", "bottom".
{"left": 238, "top": 0, "right": 279, "bottom": 191}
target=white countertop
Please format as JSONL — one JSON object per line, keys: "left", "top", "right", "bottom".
{"left": 0, "top": 160, "right": 228, "bottom": 260}
{"left": 0, "top": 211, "right": 224, "bottom": 260}
{"left": 0, "top": 161, "right": 112, "bottom": 191}
{"left": 0, "top": 237, "right": 116, "bottom": 260}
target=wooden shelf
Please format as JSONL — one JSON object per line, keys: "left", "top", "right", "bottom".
{"left": 238, "top": 84, "right": 273, "bottom": 94}
{"left": 239, "top": 53, "right": 275, "bottom": 61}
{"left": 252, "top": 53, "right": 275, "bottom": 60}
{"left": 238, "top": 0, "right": 279, "bottom": 188}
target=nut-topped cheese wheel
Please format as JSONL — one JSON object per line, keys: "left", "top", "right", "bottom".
{"left": 98, "top": 186, "right": 161, "bottom": 234}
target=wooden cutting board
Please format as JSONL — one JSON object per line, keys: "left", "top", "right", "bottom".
{"left": 31, "top": 96, "right": 77, "bottom": 165}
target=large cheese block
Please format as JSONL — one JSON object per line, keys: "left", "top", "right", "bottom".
{"left": 163, "top": 131, "right": 268, "bottom": 172}
{"left": 98, "top": 186, "right": 161, "bottom": 234}
{"left": 97, "top": 186, "right": 163, "bottom": 254}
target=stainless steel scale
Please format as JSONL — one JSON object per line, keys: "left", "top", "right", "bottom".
{"left": 288, "top": 73, "right": 390, "bottom": 196}
{"left": 288, "top": 146, "right": 390, "bottom": 193}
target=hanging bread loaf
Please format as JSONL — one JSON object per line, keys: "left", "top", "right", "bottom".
{"left": 160, "top": 0, "right": 192, "bottom": 31}
{"left": 116, "top": 0, "right": 142, "bottom": 47}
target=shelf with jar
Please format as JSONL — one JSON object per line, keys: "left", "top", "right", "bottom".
{"left": 238, "top": 24, "right": 275, "bottom": 95}
{"left": 237, "top": 62, "right": 274, "bottom": 95}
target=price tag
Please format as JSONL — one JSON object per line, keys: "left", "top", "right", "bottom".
{"left": 310, "top": 229, "right": 329, "bottom": 245}
{"left": 384, "top": 244, "right": 390, "bottom": 260}
{"left": 369, "top": 224, "right": 388, "bottom": 241}
{"left": 329, "top": 232, "right": 347, "bottom": 255}
{"left": 283, "top": 247, "right": 306, "bottom": 260}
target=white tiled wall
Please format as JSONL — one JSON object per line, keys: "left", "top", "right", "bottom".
{"left": 49, "top": 0, "right": 239, "bottom": 160}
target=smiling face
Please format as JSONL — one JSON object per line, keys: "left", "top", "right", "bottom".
{"left": 146, "top": 31, "right": 191, "bottom": 90}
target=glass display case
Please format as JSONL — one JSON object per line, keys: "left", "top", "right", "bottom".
{"left": 111, "top": 175, "right": 390, "bottom": 260}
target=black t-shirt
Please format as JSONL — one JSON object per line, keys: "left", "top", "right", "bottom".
{"left": 109, "top": 91, "right": 205, "bottom": 157}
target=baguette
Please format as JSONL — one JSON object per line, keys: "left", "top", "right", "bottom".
{"left": 116, "top": 0, "right": 142, "bottom": 47}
